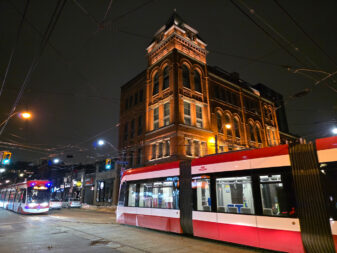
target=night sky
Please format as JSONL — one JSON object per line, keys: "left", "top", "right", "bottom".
{"left": 1, "top": 0, "right": 336, "bottom": 164}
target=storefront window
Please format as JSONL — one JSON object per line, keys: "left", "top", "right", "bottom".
{"left": 216, "top": 176, "right": 254, "bottom": 214}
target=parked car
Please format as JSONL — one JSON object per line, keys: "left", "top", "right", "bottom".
{"left": 62, "top": 198, "right": 81, "bottom": 208}
{"left": 49, "top": 199, "right": 62, "bottom": 210}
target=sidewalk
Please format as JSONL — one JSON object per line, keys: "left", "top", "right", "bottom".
{"left": 81, "top": 204, "right": 116, "bottom": 213}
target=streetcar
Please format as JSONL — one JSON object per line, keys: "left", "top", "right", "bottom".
{"left": 0, "top": 180, "right": 52, "bottom": 214}
{"left": 117, "top": 136, "right": 337, "bottom": 253}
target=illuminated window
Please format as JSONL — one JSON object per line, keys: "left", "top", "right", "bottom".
{"left": 194, "top": 140, "right": 200, "bottom": 157}
{"left": 216, "top": 176, "right": 255, "bottom": 214}
{"left": 192, "top": 176, "right": 211, "bottom": 211}
{"left": 128, "top": 184, "right": 137, "bottom": 207}
{"left": 225, "top": 114, "right": 232, "bottom": 137}
{"left": 260, "top": 175, "right": 291, "bottom": 216}
{"left": 184, "top": 101, "right": 191, "bottom": 125}
{"left": 163, "top": 67, "right": 169, "bottom": 90}
{"left": 164, "top": 102, "right": 170, "bottom": 126}
{"left": 153, "top": 107, "right": 159, "bottom": 130}
{"left": 182, "top": 65, "right": 190, "bottom": 88}
{"left": 196, "top": 105, "right": 203, "bottom": 128}
{"left": 153, "top": 72, "right": 159, "bottom": 95}
{"left": 194, "top": 70, "right": 202, "bottom": 92}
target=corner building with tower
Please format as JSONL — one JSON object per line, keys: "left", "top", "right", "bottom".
{"left": 119, "top": 13, "right": 282, "bottom": 168}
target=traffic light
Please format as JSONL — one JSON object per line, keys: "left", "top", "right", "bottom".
{"left": 2, "top": 151, "right": 12, "bottom": 165}
{"left": 105, "top": 158, "right": 112, "bottom": 169}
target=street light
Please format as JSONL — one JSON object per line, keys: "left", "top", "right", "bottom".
{"left": 97, "top": 139, "right": 105, "bottom": 146}
{"left": 53, "top": 158, "right": 60, "bottom": 164}
{"left": 332, "top": 127, "right": 337, "bottom": 135}
{"left": 0, "top": 111, "right": 33, "bottom": 128}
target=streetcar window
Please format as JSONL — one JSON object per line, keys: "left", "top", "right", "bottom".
{"left": 21, "top": 190, "right": 26, "bottom": 203}
{"left": 193, "top": 177, "right": 211, "bottom": 211}
{"left": 152, "top": 179, "right": 179, "bottom": 209}
{"left": 216, "top": 176, "right": 254, "bottom": 214}
{"left": 118, "top": 182, "right": 127, "bottom": 206}
{"left": 128, "top": 183, "right": 137, "bottom": 207}
{"left": 259, "top": 175, "right": 289, "bottom": 216}
{"left": 27, "top": 187, "right": 50, "bottom": 203}
{"left": 139, "top": 183, "right": 153, "bottom": 208}
{"left": 15, "top": 191, "right": 21, "bottom": 202}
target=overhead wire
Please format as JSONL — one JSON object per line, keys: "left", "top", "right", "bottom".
{"left": 0, "top": 0, "right": 30, "bottom": 98}
{"left": 0, "top": 0, "right": 67, "bottom": 136}
{"left": 6, "top": 0, "right": 99, "bottom": 96}
{"left": 273, "top": 0, "right": 337, "bottom": 68}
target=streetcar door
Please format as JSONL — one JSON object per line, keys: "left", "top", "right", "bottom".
{"left": 13, "top": 191, "right": 21, "bottom": 212}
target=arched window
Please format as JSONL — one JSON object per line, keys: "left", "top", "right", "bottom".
{"left": 234, "top": 117, "right": 241, "bottom": 138}
{"left": 153, "top": 72, "right": 159, "bottom": 95}
{"left": 249, "top": 122, "right": 256, "bottom": 142}
{"left": 225, "top": 114, "right": 232, "bottom": 137}
{"left": 216, "top": 112, "right": 222, "bottom": 133}
{"left": 163, "top": 66, "right": 169, "bottom": 90}
{"left": 194, "top": 70, "right": 201, "bottom": 92}
{"left": 256, "top": 124, "right": 262, "bottom": 143}
{"left": 182, "top": 65, "right": 190, "bottom": 88}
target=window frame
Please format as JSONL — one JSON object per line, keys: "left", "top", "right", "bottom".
{"left": 196, "top": 105, "right": 203, "bottom": 128}
{"left": 125, "top": 177, "right": 180, "bottom": 210}
{"left": 153, "top": 107, "right": 159, "bottom": 130}
{"left": 153, "top": 72, "right": 159, "bottom": 95}
{"left": 163, "top": 102, "right": 170, "bottom": 126}
{"left": 192, "top": 166, "right": 297, "bottom": 218}
{"left": 163, "top": 66, "right": 170, "bottom": 90}
{"left": 183, "top": 101, "right": 191, "bottom": 125}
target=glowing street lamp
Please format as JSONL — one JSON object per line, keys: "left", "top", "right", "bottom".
{"left": 19, "top": 112, "right": 32, "bottom": 119}
{"left": 5, "top": 180, "right": 10, "bottom": 184}
{"left": 332, "top": 127, "right": 337, "bottom": 135}
{"left": 97, "top": 139, "right": 105, "bottom": 146}
{"left": 225, "top": 124, "right": 232, "bottom": 129}
{"left": 53, "top": 158, "right": 60, "bottom": 164}
{"left": 0, "top": 111, "right": 33, "bottom": 128}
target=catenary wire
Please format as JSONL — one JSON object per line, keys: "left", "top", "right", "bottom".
{"left": 0, "top": 0, "right": 30, "bottom": 98}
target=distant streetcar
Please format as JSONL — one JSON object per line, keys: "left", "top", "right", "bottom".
{"left": 117, "top": 136, "right": 337, "bottom": 253}
{"left": 0, "top": 180, "right": 52, "bottom": 214}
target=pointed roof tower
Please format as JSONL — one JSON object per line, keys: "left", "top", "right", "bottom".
{"left": 147, "top": 11, "right": 207, "bottom": 65}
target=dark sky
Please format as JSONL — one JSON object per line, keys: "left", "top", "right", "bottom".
{"left": 1, "top": 0, "right": 336, "bottom": 164}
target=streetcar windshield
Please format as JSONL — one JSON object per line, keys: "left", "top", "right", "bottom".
{"left": 27, "top": 187, "right": 50, "bottom": 203}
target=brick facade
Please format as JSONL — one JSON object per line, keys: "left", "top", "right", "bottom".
{"left": 119, "top": 13, "right": 280, "bottom": 168}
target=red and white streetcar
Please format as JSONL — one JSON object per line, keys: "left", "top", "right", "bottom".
{"left": 0, "top": 180, "right": 52, "bottom": 214}
{"left": 117, "top": 136, "right": 337, "bottom": 252}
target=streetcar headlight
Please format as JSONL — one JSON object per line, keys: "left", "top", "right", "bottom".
{"left": 28, "top": 203, "right": 37, "bottom": 208}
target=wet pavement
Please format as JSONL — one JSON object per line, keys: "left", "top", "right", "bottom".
{"left": 0, "top": 208, "right": 262, "bottom": 253}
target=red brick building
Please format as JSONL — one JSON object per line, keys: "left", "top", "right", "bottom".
{"left": 119, "top": 13, "right": 280, "bottom": 168}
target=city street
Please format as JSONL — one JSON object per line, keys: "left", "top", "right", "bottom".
{"left": 0, "top": 208, "right": 263, "bottom": 253}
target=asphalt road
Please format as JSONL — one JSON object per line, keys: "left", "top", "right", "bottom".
{"left": 0, "top": 208, "right": 263, "bottom": 253}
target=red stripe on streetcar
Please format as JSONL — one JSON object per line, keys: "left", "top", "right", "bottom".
{"left": 124, "top": 161, "right": 180, "bottom": 176}
{"left": 192, "top": 144, "right": 289, "bottom": 166}
{"left": 118, "top": 213, "right": 182, "bottom": 234}
{"left": 315, "top": 136, "right": 337, "bottom": 151}
{"left": 192, "top": 220, "right": 304, "bottom": 253}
